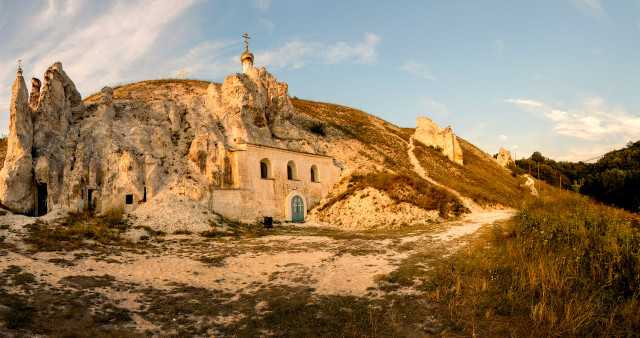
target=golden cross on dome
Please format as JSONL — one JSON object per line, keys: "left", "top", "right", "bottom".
{"left": 17, "top": 59, "right": 23, "bottom": 75}
{"left": 242, "top": 33, "right": 251, "bottom": 51}
{"left": 178, "top": 69, "right": 188, "bottom": 79}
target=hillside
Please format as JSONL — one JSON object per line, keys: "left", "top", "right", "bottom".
{"left": 0, "top": 76, "right": 530, "bottom": 227}
{"left": 2, "top": 77, "right": 637, "bottom": 336}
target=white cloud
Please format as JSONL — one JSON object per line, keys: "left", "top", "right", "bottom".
{"left": 504, "top": 95, "right": 640, "bottom": 141}
{"left": 259, "top": 17, "right": 275, "bottom": 35}
{"left": 557, "top": 142, "right": 627, "bottom": 162}
{"left": 167, "top": 39, "right": 238, "bottom": 79}
{"left": 418, "top": 97, "right": 449, "bottom": 116}
{"left": 495, "top": 39, "right": 505, "bottom": 54}
{"left": 400, "top": 60, "right": 437, "bottom": 80}
{"left": 257, "top": 33, "right": 379, "bottom": 69}
{"left": 0, "top": 0, "right": 198, "bottom": 135}
{"left": 498, "top": 134, "right": 508, "bottom": 141}
{"left": 568, "top": 0, "right": 609, "bottom": 23}
{"left": 8, "top": 0, "right": 196, "bottom": 94}
{"left": 252, "top": 0, "right": 270, "bottom": 11}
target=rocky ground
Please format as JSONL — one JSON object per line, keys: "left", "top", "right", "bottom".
{"left": 0, "top": 208, "right": 512, "bottom": 336}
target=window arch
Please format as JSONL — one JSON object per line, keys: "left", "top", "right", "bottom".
{"left": 310, "top": 165, "right": 319, "bottom": 182}
{"left": 287, "top": 160, "right": 298, "bottom": 180}
{"left": 260, "top": 158, "right": 272, "bottom": 179}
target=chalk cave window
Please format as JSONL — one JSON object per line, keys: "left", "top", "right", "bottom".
{"left": 260, "top": 158, "right": 272, "bottom": 179}
{"left": 125, "top": 194, "right": 133, "bottom": 205}
{"left": 287, "top": 160, "right": 298, "bottom": 180}
{"left": 310, "top": 165, "right": 319, "bottom": 182}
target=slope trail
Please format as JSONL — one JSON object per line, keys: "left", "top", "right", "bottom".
{"left": 408, "top": 135, "right": 482, "bottom": 213}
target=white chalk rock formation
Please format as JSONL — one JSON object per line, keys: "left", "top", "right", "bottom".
{"left": 207, "top": 66, "right": 299, "bottom": 147}
{"left": 496, "top": 147, "right": 514, "bottom": 167}
{"left": 0, "top": 72, "right": 35, "bottom": 213}
{"left": 413, "top": 117, "right": 463, "bottom": 165}
{"left": 0, "top": 60, "right": 322, "bottom": 218}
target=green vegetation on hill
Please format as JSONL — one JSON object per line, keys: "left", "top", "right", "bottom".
{"left": 413, "top": 138, "right": 530, "bottom": 208}
{"left": 424, "top": 184, "right": 640, "bottom": 335}
{"left": 515, "top": 140, "right": 640, "bottom": 212}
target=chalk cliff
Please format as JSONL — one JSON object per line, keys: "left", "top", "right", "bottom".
{"left": 413, "top": 117, "right": 463, "bottom": 165}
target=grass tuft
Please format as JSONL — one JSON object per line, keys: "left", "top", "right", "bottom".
{"left": 423, "top": 188, "right": 640, "bottom": 336}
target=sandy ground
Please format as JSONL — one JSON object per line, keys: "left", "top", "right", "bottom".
{"left": 0, "top": 207, "right": 513, "bottom": 335}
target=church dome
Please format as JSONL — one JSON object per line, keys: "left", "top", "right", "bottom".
{"left": 241, "top": 50, "right": 254, "bottom": 63}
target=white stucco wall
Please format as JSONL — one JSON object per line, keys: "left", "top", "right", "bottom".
{"left": 208, "top": 143, "right": 341, "bottom": 222}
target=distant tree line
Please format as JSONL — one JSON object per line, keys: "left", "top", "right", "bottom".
{"left": 512, "top": 140, "right": 640, "bottom": 213}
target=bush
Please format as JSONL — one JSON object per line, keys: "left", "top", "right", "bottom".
{"left": 26, "top": 211, "right": 129, "bottom": 251}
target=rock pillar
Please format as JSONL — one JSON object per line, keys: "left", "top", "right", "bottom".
{"left": 0, "top": 73, "right": 35, "bottom": 213}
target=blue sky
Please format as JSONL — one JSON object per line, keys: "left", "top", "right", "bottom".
{"left": 1, "top": 0, "right": 639, "bottom": 161}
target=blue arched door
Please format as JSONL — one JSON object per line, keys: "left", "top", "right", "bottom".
{"left": 291, "top": 195, "right": 304, "bottom": 222}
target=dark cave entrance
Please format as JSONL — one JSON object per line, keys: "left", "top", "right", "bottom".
{"left": 36, "top": 183, "right": 47, "bottom": 216}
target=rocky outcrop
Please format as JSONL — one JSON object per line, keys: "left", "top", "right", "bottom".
{"left": 29, "top": 78, "right": 41, "bottom": 110}
{"left": 413, "top": 117, "right": 463, "bottom": 165}
{"left": 0, "top": 73, "right": 35, "bottom": 213}
{"left": 496, "top": 147, "right": 514, "bottom": 167}
{"left": 0, "top": 60, "right": 311, "bottom": 216}
{"left": 206, "top": 66, "right": 299, "bottom": 147}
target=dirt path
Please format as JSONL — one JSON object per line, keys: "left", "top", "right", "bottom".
{"left": 408, "top": 135, "right": 481, "bottom": 212}
{"left": 525, "top": 174, "right": 539, "bottom": 196}
{"left": 0, "top": 208, "right": 514, "bottom": 335}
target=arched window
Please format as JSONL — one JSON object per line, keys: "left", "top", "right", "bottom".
{"left": 287, "top": 160, "right": 298, "bottom": 180}
{"left": 310, "top": 165, "right": 319, "bottom": 182}
{"left": 260, "top": 158, "right": 272, "bottom": 179}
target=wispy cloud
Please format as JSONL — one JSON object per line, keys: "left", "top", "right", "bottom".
{"left": 252, "top": 0, "right": 271, "bottom": 11}
{"left": 257, "top": 33, "right": 379, "bottom": 69}
{"left": 495, "top": 39, "right": 505, "bottom": 55}
{"left": 400, "top": 60, "right": 437, "bottom": 80}
{"left": 3, "top": 0, "right": 196, "bottom": 93}
{"left": 504, "top": 96, "right": 640, "bottom": 141}
{"left": 0, "top": 0, "right": 198, "bottom": 134}
{"left": 166, "top": 39, "right": 239, "bottom": 79}
{"left": 568, "top": 0, "right": 609, "bottom": 23}
{"left": 418, "top": 97, "right": 449, "bottom": 116}
{"left": 498, "top": 134, "right": 508, "bottom": 141}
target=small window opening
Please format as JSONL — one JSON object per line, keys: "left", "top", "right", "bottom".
{"left": 310, "top": 165, "right": 319, "bottom": 182}
{"left": 125, "top": 194, "right": 133, "bottom": 205}
{"left": 287, "top": 160, "right": 298, "bottom": 180}
{"left": 260, "top": 158, "right": 272, "bottom": 179}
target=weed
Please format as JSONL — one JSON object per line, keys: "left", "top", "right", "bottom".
{"left": 423, "top": 189, "right": 640, "bottom": 336}
{"left": 25, "top": 211, "right": 129, "bottom": 251}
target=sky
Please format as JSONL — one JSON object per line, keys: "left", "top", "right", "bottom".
{"left": 1, "top": 0, "right": 639, "bottom": 162}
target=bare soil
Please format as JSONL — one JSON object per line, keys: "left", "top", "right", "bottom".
{"left": 0, "top": 208, "right": 512, "bottom": 336}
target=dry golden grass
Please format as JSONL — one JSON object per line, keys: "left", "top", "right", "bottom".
{"left": 292, "top": 98, "right": 414, "bottom": 172}
{"left": 424, "top": 185, "right": 640, "bottom": 336}
{"left": 83, "top": 79, "right": 213, "bottom": 103}
{"left": 413, "top": 137, "right": 531, "bottom": 208}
